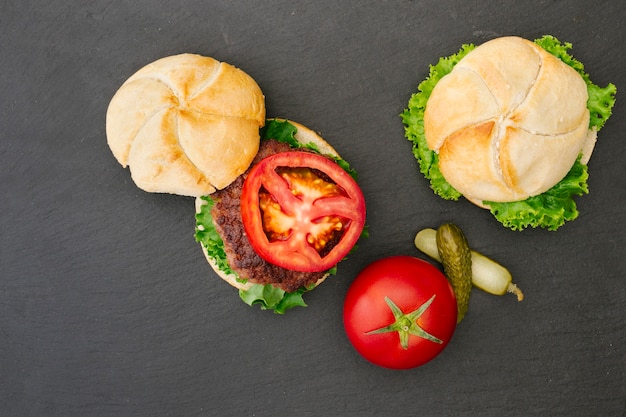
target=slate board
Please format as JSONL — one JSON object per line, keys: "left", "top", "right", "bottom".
{"left": 1, "top": 1, "right": 625, "bottom": 416}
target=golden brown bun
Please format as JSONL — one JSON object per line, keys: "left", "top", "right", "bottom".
{"left": 424, "top": 36, "right": 591, "bottom": 203}
{"left": 195, "top": 120, "right": 337, "bottom": 291}
{"left": 106, "top": 54, "right": 265, "bottom": 196}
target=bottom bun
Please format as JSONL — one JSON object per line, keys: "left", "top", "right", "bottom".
{"left": 284, "top": 119, "right": 340, "bottom": 157}
{"left": 195, "top": 119, "right": 340, "bottom": 293}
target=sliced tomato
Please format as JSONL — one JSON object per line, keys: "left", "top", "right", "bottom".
{"left": 240, "top": 151, "right": 366, "bottom": 272}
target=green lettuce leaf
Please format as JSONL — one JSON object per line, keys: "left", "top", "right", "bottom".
{"left": 239, "top": 284, "right": 309, "bottom": 314}
{"left": 261, "top": 119, "right": 359, "bottom": 180}
{"left": 486, "top": 158, "right": 588, "bottom": 231}
{"left": 401, "top": 43, "right": 473, "bottom": 201}
{"left": 401, "top": 35, "right": 617, "bottom": 230}
{"left": 195, "top": 119, "right": 362, "bottom": 313}
{"left": 260, "top": 119, "right": 300, "bottom": 146}
{"left": 194, "top": 196, "right": 236, "bottom": 276}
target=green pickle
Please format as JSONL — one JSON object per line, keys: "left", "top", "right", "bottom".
{"left": 436, "top": 223, "right": 472, "bottom": 323}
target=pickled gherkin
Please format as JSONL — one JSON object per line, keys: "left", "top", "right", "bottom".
{"left": 414, "top": 227, "right": 524, "bottom": 301}
{"left": 436, "top": 223, "right": 472, "bottom": 323}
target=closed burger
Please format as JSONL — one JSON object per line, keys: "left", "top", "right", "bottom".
{"left": 402, "top": 36, "right": 616, "bottom": 230}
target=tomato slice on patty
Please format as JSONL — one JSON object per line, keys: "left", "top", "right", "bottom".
{"left": 241, "top": 151, "right": 366, "bottom": 272}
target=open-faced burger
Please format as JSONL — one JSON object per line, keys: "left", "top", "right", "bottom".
{"left": 105, "top": 54, "right": 366, "bottom": 313}
{"left": 195, "top": 119, "right": 367, "bottom": 313}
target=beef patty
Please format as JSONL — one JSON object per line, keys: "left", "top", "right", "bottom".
{"left": 210, "top": 140, "right": 328, "bottom": 293}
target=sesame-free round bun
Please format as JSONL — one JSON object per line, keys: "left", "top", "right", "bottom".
{"left": 106, "top": 53, "right": 265, "bottom": 196}
{"left": 194, "top": 119, "right": 337, "bottom": 291}
{"left": 424, "top": 36, "right": 591, "bottom": 203}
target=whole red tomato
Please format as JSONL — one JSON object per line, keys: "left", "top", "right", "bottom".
{"left": 343, "top": 256, "right": 457, "bottom": 369}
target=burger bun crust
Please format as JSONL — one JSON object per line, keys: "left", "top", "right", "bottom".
{"left": 424, "top": 36, "right": 591, "bottom": 203}
{"left": 106, "top": 53, "right": 265, "bottom": 197}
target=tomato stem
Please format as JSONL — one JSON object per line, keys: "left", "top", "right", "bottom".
{"left": 366, "top": 295, "right": 443, "bottom": 349}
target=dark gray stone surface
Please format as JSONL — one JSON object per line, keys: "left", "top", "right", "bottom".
{"left": 1, "top": 1, "right": 624, "bottom": 416}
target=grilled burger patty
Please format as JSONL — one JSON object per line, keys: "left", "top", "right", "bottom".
{"left": 210, "top": 139, "right": 328, "bottom": 292}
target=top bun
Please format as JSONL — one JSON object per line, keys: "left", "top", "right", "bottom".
{"left": 106, "top": 53, "right": 265, "bottom": 196}
{"left": 424, "top": 36, "right": 591, "bottom": 203}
